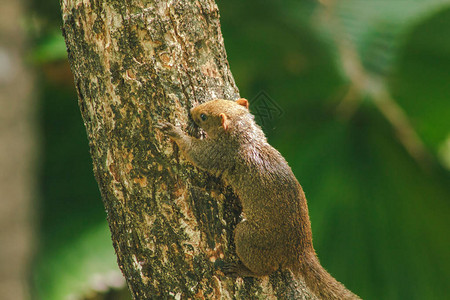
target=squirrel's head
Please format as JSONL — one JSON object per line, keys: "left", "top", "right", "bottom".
{"left": 190, "top": 98, "right": 249, "bottom": 137}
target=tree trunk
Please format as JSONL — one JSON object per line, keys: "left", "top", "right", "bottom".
{"left": 0, "top": 0, "right": 36, "bottom": 299}
{"left": 61, "top": 0, "right": 316, "bottom": 298}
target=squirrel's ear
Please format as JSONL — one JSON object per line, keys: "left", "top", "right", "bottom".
{"left": 219, "top": 113, "right": 230, "bottom": 130}
{"left": 236, "top": 98, "right": 249, "bottom": 110}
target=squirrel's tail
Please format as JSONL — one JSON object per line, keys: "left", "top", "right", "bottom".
{"left": 295, "top": 252, "right": 360, "bottom": 300}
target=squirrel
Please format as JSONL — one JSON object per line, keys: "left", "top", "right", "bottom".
{"left": 156, "top": 98, "right": 360, "bottom": 299}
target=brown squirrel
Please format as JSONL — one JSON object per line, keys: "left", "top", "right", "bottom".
{"left": 156, "top": 99, "right": 360, "bottom": 299}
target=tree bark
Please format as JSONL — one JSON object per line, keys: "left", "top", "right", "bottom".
{"left": 61, "top": 0, "right": 316, "bottom": 298}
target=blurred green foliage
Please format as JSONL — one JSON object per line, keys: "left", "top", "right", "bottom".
{"left": 30, "top": 0, "right": 450, "bottom": 299}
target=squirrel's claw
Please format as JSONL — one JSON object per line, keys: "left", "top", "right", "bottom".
{"left": 219, "top": 261, "right": 257, "bottom": 278}
{"left": 219, "top": 262, "right": 240, "bottom": 277}
{"left": 155, "top": 121, "right": 181, "bottom": 138}
{"left": 155, "top": 121, "right": 174, "bottom": 131}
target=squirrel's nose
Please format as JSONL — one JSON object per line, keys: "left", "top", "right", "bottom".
{"left": 189, "top": 112, "right": 197, "bottom": 125}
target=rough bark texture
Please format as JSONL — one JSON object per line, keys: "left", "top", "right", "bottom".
{"left": 61, "top": 0, "right": 316, "bottom": 298}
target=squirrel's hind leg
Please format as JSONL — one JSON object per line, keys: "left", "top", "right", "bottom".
{"left": 232, "top": 221, "right": 283, "bottom": 277}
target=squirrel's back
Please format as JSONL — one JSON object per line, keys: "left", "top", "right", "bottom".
{"left": 183, "top": 99, "right": 360, "bottom": 299}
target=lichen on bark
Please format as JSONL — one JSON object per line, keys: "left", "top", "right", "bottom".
{"left": 61, "top": 0, "right": 316, "bottom": 298}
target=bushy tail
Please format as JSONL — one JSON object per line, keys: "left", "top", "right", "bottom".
{"left": 296, "top": 253, "right": 360, "bottom": 300}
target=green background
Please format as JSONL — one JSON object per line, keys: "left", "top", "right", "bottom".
{"left": 29, "top": 0, "right": 450, "bottom": 299}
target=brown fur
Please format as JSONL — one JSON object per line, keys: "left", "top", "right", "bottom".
{"left": 157, "top": 99, "right": 360, "bottom": 299}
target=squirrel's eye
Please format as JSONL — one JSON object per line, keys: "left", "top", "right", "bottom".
{"left": 200, "top": 113, "right": 207, "bottom": 121}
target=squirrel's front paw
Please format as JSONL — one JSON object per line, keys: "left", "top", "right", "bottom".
{"left": 155, "top": 121, "right": 182, "bottom": 138}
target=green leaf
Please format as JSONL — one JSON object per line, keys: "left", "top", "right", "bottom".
{"left": 333, "top": 0, "right": 450, "bottom": 77}
{"left": 392, "top": 8, "right": 450, "bottom": 169}
{"left": 288, "top": 0, "right": 450, "bottom": 172}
